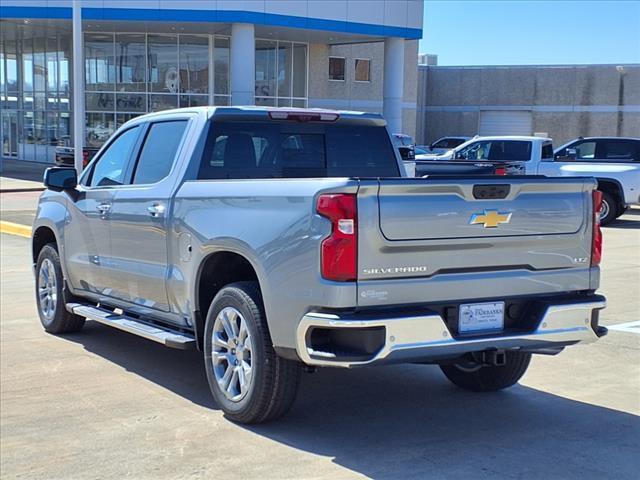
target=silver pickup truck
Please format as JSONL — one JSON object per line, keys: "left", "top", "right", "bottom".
{"left": 32, "top": 107, "right": 607, "bottom": 424}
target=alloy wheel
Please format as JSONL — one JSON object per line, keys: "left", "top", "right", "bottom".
{"left": 211, "top": 306, "right": 254, "bottom": 402}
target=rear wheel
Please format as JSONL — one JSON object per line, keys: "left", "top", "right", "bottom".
{"left": 203, "top": 281, "right": 301, "bottom": 424}
{"left": 440, "top": 351, "right": 531, "bottom": 392}
{"left": 35, "top": 244, "right": 85, "bottom": 334}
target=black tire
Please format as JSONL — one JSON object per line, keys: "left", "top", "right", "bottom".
{"left": 203, "top": 281, "right": 301, "bottom": 424}
{"left": 440, "top": 351, "right": 531, "bottom": 392}
{"left": 35, "top": 243, "right": 85, "bottom": 334}
{"left": 599, "top": 190, "right": 618, "bottom": 226}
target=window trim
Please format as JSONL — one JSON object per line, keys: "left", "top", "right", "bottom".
{"left": 354, "top": 58, "right": 371, "bottom": 83}
{"left": 328, "top": 56, "right": 346, "bottom": 82}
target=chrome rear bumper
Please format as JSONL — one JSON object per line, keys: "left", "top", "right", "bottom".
{"left": 296, "top": 298, "right": 606, "bottom": 368}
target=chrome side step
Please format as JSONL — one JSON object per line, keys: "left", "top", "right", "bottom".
{"left": 69, "top": 304, "right": 196, "bottom": 350}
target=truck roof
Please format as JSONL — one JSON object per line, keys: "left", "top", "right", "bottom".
{"left": 469, "top": 135, "right": 552, "bottom": 142}
{"left": 128, "top": 106, "right": 386, "bottom": 126}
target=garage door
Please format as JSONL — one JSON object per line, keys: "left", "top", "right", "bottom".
{"left": 479, "top": 110, "right": 533, "bottom": 136}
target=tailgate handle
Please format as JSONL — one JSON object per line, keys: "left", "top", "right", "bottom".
{"left": 473, "top": 184, "right": 510, "bottom": 200}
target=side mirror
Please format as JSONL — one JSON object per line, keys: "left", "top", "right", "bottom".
{"left": 44, "top": 167, "right": 77, "bottom": 192}
{"left": 398, "top": 146, "right": 415, "bottom": 161}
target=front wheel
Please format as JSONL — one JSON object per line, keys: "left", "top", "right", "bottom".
{"left": 439, "top": 351, "right": 531, "bottom": 392}
{"left": 203, "top": 281, "right": 301, "bottom": 424}
{"left": 35, "top": 243, "right": 85, "bottom": 334}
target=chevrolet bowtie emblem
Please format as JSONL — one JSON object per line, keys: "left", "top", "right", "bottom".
{"left": 469, "top": 209, "right": 512, "bottom": 228}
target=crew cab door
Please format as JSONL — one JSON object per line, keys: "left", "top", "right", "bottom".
{"left": 107, "top": 118, "right": 190, "bottom": 313}
{"left": 65, "top": 125, "right": 143, "bottom": 297}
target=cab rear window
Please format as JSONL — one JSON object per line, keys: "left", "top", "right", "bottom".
{"left": 198, "top": 121, "right": 400, "bottom": 179}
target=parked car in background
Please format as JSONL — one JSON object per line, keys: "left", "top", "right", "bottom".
{"left": 431, "top": 135, "right": 640, "bottom": 224}
{"left": 392, "top": 133, "right": 415, "bottom": 160}
{"left": 553, "top": 137, "right": 640, "bottom": 224}
{"left": 419, "top": 136, "right": 472, "bottom": 156}
{"left": 54, "top": 146, "right": 99, "bottom": 168}
{"left": 32, "top": 106, "right": 607, "bottom": 424}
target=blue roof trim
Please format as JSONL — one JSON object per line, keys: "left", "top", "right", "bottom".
{"left": 1, "top": 6, "right": 423, "bottom": 40}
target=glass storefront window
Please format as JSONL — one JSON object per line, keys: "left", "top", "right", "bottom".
{"left": 180, "top": 94, "right": 209, "bottom": 107}
{"left": 116, "top": 113, "right": 141, "bottom": 129}
{"left": 148, "top": 34, "right": 178, "bottom": 94}
{"left": 277, "top": 42, "right": 291, "bottom": 98}
{"left": 214, "top": 37, "right": 229, "bottom": 95}
{"left": 256, "top": 40, "right": 307, "bottom": 107}
{"left": 22, "top": 37, "right": 34, "bottom": 94}
{"left": 180, "top": 35, "right": 209, "bottom": 94}
{"left": 116, "top": 34, "right": 146, "bottom": 92}
{"left": 149, "top": 94, "right": 178, "bottom": 112}
{"left": 115, "top": 93, "right": 146, "bottom": 113}
{"left": 86, "top": 112, "right": 115, "bottom": 147}
{"left": 85, "top": 33, "right": 115, "bottom": 91}
{"left": 46, "top": 35, "right": 58, "bottom": 95}
{"left": 255, "top": 40, "right": 276, "bottom": 98}
{"left": 292, "top": 44, "right": 306, "bottom": 98}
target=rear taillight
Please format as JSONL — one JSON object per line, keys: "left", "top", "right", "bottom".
{"left": 316, "top": 194, "right": 357, "bottom": 282}
{"left": 494, "top": 167, "right": 506, "bottom": 175}
{"left": 82, "top": 149, "right": 89, "bottom": 167}
{"left": 591, "top": 190, "right": 603, "bottom": 266}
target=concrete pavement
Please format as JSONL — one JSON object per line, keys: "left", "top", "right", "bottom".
{"left": 1, "top": 194, "right": 639, "bottom": 479}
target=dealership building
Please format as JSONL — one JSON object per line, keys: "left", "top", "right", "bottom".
{"left": 1, "top": 0, "right": 422, "bottom": 163}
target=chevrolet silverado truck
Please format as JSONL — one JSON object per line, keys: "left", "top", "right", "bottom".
{"left": 32, "top": 107, "right": 607, "bottom": 424}
{"left": 422, "top": 135, "right": 640, "bottom": 224}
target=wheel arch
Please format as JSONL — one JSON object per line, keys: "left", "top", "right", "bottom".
{"left": 193, "top": 250, "right": 265, "bottom": 351}
{"left": 32, "top": 225, "right": 59, "bottom": 266}
{"left": 595, "top": 177, "right": 625, "bottom": 212}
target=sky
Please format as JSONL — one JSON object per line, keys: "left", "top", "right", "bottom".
{"left": 419, "top": 1, "right": 640, "bottom": 66}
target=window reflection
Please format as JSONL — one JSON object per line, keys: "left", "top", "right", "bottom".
{"left": 148, "top": 34, "right": 178, "bottom": 93}
{"left": 116, "top": 34, "right": 146, "bottom": 92}
{"left": 180, "top": 35, "right": 209, "bottom": 94}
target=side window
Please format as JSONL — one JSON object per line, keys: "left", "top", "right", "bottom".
{"left": 89, "top": 126, "right": 140, "bottom": 187}
{"left": 329, "top": 57, "right": 345, "bottom": 81}
{"left": 449, "top": 138, "right": 467, "bottom": 148}
{"left": 487, "top": 141, "right": 532, "bottom": 161}
{"left": 596, "top": 140, "right": 638, "bottom": 162}
{"left": 542, "top": 142, "right": 554, "bottom": 159}
{"left": 457, "top": 141, "right": 490, "bottom": 160}
{"left": 133, "top": 120, "right": 188, "bottom": 184}
{"left": 575, "top": 141, "right": 596, "bottom": 159}
{"left": 432, "top": 139, "right": 448, "bottom": 149}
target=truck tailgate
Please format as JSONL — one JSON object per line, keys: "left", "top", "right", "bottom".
{"left": 357, "top": 177, "right": 597, "bottom": 306}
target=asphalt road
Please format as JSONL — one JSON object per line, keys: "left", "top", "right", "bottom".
{"left": 1, "top": 192, "right": 639, "bottom": 479}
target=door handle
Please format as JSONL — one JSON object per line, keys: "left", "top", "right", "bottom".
{"left": 147, "top": 203, "right": 166, "bottom": 217}
{"left": 96, "top": 203, "right": 111, "bottom": 214}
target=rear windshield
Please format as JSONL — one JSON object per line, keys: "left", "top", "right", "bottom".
{"left": 198, "top": 121, "right": 400, "bottom": 179}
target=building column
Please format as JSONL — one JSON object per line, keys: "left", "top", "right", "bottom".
{"left": 383, "top": 37, "right": 405, "bottom": 135}
{"left": 230, "top": 23, "right": 255, "bottom": 105}
{"left": 72, "top": 0, "right": 85, "bottom": 174}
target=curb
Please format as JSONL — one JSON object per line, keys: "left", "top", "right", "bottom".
{"left": 0, "top": 221, "right": 32, "bottom": 238}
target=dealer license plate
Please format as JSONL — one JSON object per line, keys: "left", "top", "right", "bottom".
{"left": 459, "top": 302, "right": 505, "bottom": 333}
